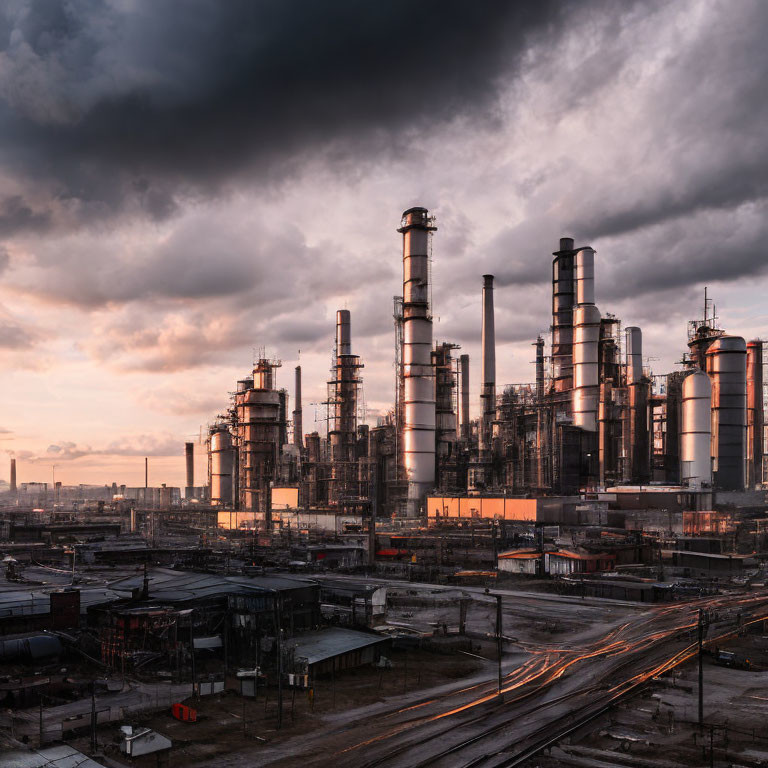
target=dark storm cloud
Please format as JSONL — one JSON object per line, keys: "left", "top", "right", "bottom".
{"left": 0, "top": 0, "right": 567, "bottom": 228}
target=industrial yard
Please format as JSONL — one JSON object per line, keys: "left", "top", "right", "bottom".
{"left": 2, "top": 2, "right": 768, "bottom": 767}
{"left": 1, "top": 203, "right": 767, "bottom": 766}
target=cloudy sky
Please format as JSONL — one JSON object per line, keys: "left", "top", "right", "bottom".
{"left": 1, "top": 0, "right": 767, "bottom": 488}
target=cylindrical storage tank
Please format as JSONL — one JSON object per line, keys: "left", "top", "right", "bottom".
{"left": 706, "top": 336, "right": 747, "bottom": 491}
{"left": 399, "top": 207, "right": 436, "bottom": 515}
{"left": 210, "top": 427, "right": 234, "bottom": 505}
{"left": 573, "top": 304, "right": 601, "bottom": 431}
{"left": 625, "top": 327, "right": 643, "bottom": 385}
{"left": 746, "top": 340, "right": 764, "bottom": 488}
{"left": 681, "top": 370, "right": 712, "bottom": 488}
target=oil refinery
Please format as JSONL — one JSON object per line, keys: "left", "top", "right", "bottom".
{"left": 201, "top": 206, "right": 765, "bottom": 531}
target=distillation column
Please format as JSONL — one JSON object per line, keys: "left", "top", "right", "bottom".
{"left": 552, "top": 238, "right": 576, "bottom": 392}
{"left": 681, "top": 369, "right": 712, "bottom": 488}
{"left": 459, "top": 353, "right": 470, "bottom": 442}
{"left": 236, "top": 359, "right": 282, "bottom": 526}
{"left": 399, "top": 207, "right": 437, "bottom": 516}
{"left": 572, "top": 247, "right": 600, "bottom": 432}
{"left": 706, "top": 336, "right": 747, "bottom": 491}
{"left": 747, "top": 340, "right": 764, "bottom": 488}
{"left": 329, "top": 309, "right": 363, "bottom": 505}
{"left": 293, "top": 365, "right": 303, "bottom": 450}
{"left": 625, "top": 326, "right": 650, "bottom": 484}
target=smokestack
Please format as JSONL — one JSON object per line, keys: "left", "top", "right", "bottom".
{"left": 460, "top": 353, "right": 470, "bottom": 441}
{"left": 185, "top": 442, "right": 194, "bottom": 499}
{"left": 480, "top": 275, "right": 496, "bottom": 453}
{"left": 552, "top": 237, "right": 576, "bottom": 392}
{"left": 9, "top": 458, "right": 16, "bottom": 494}
{"left": 399, "top": 207, "right": 436, "bottom": 516}
{"left": 144, "top": 457, "right": 148, "bottom": 488}
{"left": 336, "top": 309, "right": 351, "bottom": 355}
{"left": 293, "top": 365, "right": 304, "bottom": 449}
{"left": 572, "top": 247, "right": 601, "bottom": 432}
{"left": 747, "top": 340, "right": 763, "bottom": 488}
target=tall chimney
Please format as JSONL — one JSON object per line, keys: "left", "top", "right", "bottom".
{"left": 747, "top": 340, "right": 764, "bottom": 488}
{"left": 185, "top": 442, "right": 194, "bottom": 499}
{"left": 480, "top": 275, "right": 496, "bottom": 453}
{"left": 293, "top": 365, "right": 304, "bottom": 449}
{"left": 399, "top": 207, "right": 436, "bottom": 516}
{"left": 459, "top": 353, "right": 470, "bottom": 441}
{"left": 336, "top": 309, "right": 351, "bottom": 355}
{"left": 9, "top": 458, "right": 16, "bottom": 494}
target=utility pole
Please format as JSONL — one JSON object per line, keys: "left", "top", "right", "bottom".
{"left": 495, "top": 594, "right": 503, "bottom": 694}
{"left": 90, "top": 680, "right": 97, "bottom": 752}
{"left": 275, "top": 593, "right": 283, "bottom": 730}
{"left": 698, "top": 608, "right": 704, "bottom": 728}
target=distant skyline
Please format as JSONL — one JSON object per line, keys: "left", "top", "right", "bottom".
{"left": 2, "top": 1, "right": 767, "bottom": 488}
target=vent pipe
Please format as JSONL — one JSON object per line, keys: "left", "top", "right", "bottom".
{"left": 293, "top": 365, "right": 303, "bottom": 449}
{"left": 534, "top": 336, "right": 545, "bottom": 400}
{"left": 459, "top": 353, "right": 470, "bottom": 441}
{"left": 572, "top": 247, "right": 600, "bottom": 432}
{"left": 399, "top": 207, "right": 436, "bottom": 516}
{"left": 747, "top": 340, "right": 763, "bottom": 488}
{"left": 625, "top": 327, "right": 643, "bottom": 385}
{"left": 479, "top": 274, "right": 496, "bottom": 453}
{"left": 681, "top": 369, "right": 712, "bottom": 488}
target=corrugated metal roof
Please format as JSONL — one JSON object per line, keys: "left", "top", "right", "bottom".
{"left": 107, "top": 569, "right": 318, "bottom": 604}
{"left": 289, "top": 627, "right": 388, "bottom": 665}
{"left": 1, "top": 744, "right": 108, "bottom": 768}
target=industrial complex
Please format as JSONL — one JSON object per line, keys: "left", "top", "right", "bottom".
{"left": 1, "top": 206, "right": 768, "bottom": 768}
